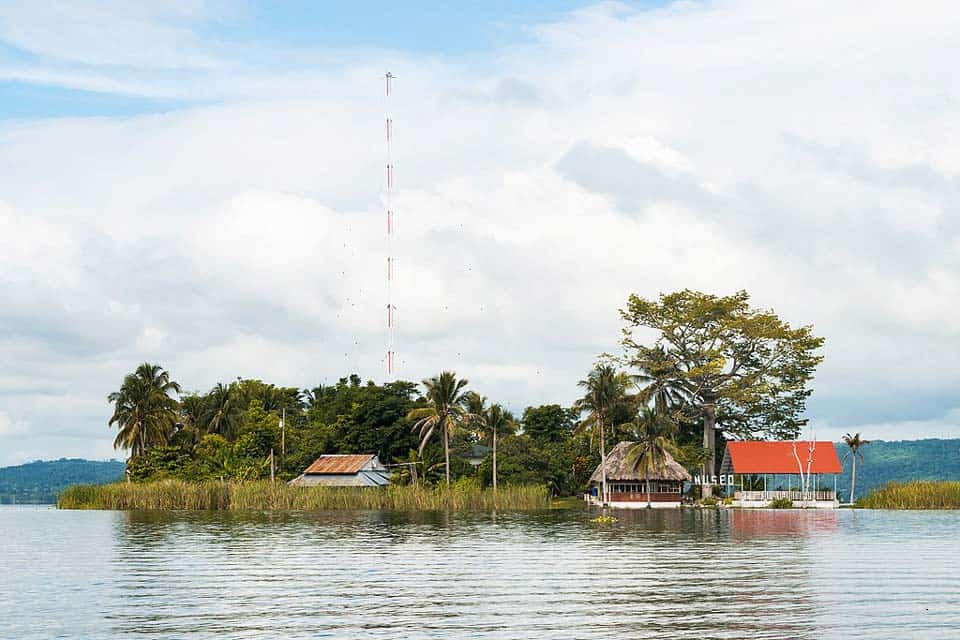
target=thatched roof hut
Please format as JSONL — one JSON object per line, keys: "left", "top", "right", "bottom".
{"left": 589, "top": 442, "right": 691, "bottom": 484}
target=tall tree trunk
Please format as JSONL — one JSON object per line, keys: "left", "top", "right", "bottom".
{"left": 702, "top": 398, "right": 717, "bottom": 498}
{"left": 850, "top": 455, "right": 857, "bottom": 504}
{"left": 444, "top": 426, "right": 451, "bottom": 487}
{"left": 646, "top": 468, "right": 652, "bottom": 509}
{"left": 599, "top": 417, "right": 608, "bottom": 505}
{"left": 492, "top": 428, "right": 498, "bottom": 494}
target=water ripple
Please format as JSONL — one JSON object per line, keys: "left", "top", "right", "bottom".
{"left": 1, "top": 506, "right": 958, "bottom": 639}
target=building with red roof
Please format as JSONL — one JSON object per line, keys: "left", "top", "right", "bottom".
{"left": 719, "top": 441, "right": 841, "bottom": 508}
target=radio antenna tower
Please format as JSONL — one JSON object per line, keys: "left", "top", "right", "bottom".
{"left": 385, "top": 71, "right": 396, "bottom": 377}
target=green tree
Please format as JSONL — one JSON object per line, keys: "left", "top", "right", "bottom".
{"left": 574, "top": 364, "right": 631, "bottom": 504}
{"left": 627, "top": 407, "right": 678, "bottom": 508}
{"left": 522, "top": 404, "right": 577, "bottom": 443}
{"left": 620, "top": 289, "right": 825, "bottom": 492}
{"left": 202, "top": 383, "right": 243, "bottom": 439}
{"left": 634, "top": 346, "right": 690, "bottom": 417}
{"left": 483, "top": 404, "right": 516, "bottom": 492}
{"left": 407, "top": 372, "right": 475, "bottom": 486}
{"left": 108, "top": 363, "right": 182, "bottom": 457}
{"left": 842, "top": 432, "right": 871, "bottom": 503}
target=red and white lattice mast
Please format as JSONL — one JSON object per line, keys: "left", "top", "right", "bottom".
{"left": 385, "top": 71, "right": 396, "bottom": 376}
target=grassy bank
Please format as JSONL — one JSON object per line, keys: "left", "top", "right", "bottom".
{"left": 57, "top": 480, "right": 551, "bottom": 511}
{"left": 857, "top": 481, "right": 960, "bottom": 509}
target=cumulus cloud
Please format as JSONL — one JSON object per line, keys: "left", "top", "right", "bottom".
{"left": 1, "top": 1, "right": 959, "bottom": 463}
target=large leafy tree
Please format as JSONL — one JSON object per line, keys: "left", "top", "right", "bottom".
{"left": 407, "top": 371, "right": 475, "bottom": 486}
{"left": 620, "top": 290, "right": 825, "bottom": 489}
{"left": 573, "top": 364, "right": 632, "bottom": 505}
{"left": 627, "top": 407, "right": 679, "bottom": 508}
{"left": 108, "top": 363, "right": 182, "bottom": 457}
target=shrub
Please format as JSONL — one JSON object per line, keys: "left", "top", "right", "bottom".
{"left": 57, "top": 480, "right": 551, "bottom": 511}
{"left": 857, "top": 481, "right": 960, "bottom": 509}
{"left": 700, "top": 496, "right": 718, "bottom": 507}
{"left": 770, "top": 497, "right": 793, "bottom": 509}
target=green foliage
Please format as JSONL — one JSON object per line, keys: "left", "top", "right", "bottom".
{"left": 522, "top": 404, "right": 577, "bottom": 443}
{"left": 108, "top": 362, "right": 181, "bottom": 456}
{"left": 477, "top": 433, "right": 594, "bottom": 496}
{"left": 620, "top": 289, "right": 825, "bottom": 441}
{"left": 770, "top": 497, "right": 794, "bottom": 509}
{"left": 0, "top": 459, "right": 124, "bottom": 504}
{"left": 700, "top": 496, "right": 718, "bottom": 507}
{"left": 625, "top": 407, "right": 678, "bottom": 478}
{"left": 836, "top": 439, "right": 960, "bottom": 501}
{"left": 126, "top": 446, "right": 191, "bottom": 481}
{"left": 857, "top": 481, "right": 960, "bottom": 509}
{"left": 408, "top": 371, "right": 476, "bottom": 486}
{"left": 58, "top": 480, "right": 550, "bottom": 511}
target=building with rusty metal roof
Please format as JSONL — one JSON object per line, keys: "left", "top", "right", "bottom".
{"left": 288, "top": 454, "right": 391, "bottom": 487}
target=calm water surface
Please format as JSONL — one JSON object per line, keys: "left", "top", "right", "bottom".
{"left": 1, "top": 506, "right": 958, "bottom": 639}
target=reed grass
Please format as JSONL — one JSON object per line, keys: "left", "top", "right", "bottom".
{"left": 58, "top": 480, "right": 550, "bottom": 511}
{"left": 857, "top": 481, "right": 960, "bottom": 510}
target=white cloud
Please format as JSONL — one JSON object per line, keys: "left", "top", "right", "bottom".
{"left": 814, "top": 408, "right": 960, "bottom": 443}
{"left": 2, "top": 1, "right": 960, "bottom": 461}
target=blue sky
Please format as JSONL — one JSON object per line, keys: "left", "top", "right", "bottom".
{"left": 0, "top": 2, "right": 663, "bottom": 120}
{"left": 1, "top": 1, "right": 959, "bottom": 464}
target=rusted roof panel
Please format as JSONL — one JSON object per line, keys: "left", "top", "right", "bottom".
{"left": 304, "top": 454, "right": 374, "bottom": 475}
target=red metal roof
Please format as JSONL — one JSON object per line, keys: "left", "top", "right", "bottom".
{"left": 304, "top": 454, "right": 375, "bottom": 475}
{"left": 725, "top": 441, "right": 842, "bottom": 474}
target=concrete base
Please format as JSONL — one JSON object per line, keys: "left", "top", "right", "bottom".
{"left": 731, "top": 499, "right": 839, "bottom": 509}
{"left": 585, "top": 496, "right": 680, "bottom": 509}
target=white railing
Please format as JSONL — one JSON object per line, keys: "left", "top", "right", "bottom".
{"left": 735, "top": 490, "right": 835, "bottom": 502}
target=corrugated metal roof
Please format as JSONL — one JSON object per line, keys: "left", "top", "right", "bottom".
{"left": 724, "top": 441, "right": 842, "bottom": 474}
{"left": 304, "top": 454, "right": 375, "bottom": 475}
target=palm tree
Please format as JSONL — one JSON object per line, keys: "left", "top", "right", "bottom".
{"left": 461, "top": 392, "right": 488, "bottom": 447}
{"left": 634, "top": 346, "right": 690, "bottom": 417}
{"left": 483, "top": 404, "right": 516, "bottom": 493}
{"left": 574, "top": 364, "right": 631, "bottom": 505}
{"left": 407, "top": 371, "right": 475, "bottom": 486}
{"left": 627, "top": 407, "right": 678, "bottom": 508}
{"left": 108, "top": 363, "right": 181, "bottom": 457}
{"left": 203, "top": 383, "right": 242, "bottom": 438}
{"left": 303, "top": 385, "right": 327, "bottom": 410}
{"left": 842, "top": 432, "right": 871, "bottom": 503}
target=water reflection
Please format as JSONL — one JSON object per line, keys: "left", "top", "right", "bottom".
{"left": 2, "top": 506, "right": 959, "bottom": 639}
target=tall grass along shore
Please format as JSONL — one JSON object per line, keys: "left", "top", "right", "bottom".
{"left": 857, "top": 481, "right": 960, "bottom": 510}
{"left": 58, "top": 480, "right": 550, "bottom": 511}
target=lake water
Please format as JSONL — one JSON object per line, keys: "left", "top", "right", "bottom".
{"left": 1, "top": 506, "right": 958, "bottom": 639}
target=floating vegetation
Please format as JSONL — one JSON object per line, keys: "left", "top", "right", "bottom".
{"left": 590, "top": 515, "right": 618, "bottom": 523}
{"left": 57, "top": 480, "right": 551, "bottom": 511}
{"left": 857, "top": 481, "right": 960, "bottom": 510}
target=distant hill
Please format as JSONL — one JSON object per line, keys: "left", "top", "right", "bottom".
{"left": 835, "top": 439, "right": 960, "bottom": 501}
{"left": 0, "top": 458, "right": 125, "bottom": 504}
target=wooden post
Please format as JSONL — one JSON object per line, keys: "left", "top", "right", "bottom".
{"left": 270, "top": 449, "right": 275, "bottom": 482}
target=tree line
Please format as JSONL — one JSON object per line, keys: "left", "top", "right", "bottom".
{"left": 108, "top": 289, "right": 825, "bottom": 497}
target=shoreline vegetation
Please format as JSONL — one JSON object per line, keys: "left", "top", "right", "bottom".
{"left": 857, "top": 481, "right": 960, "bottom": 510}
{"left": 57, "top": 480, "right": 550, "bottom": 511}
{"left": 82, "top": 289, "right": 957, "bottom": 512}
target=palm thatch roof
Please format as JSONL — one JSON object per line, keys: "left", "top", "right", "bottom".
{"left": 589, "top": 441, "right": 692, "bottom": 483}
